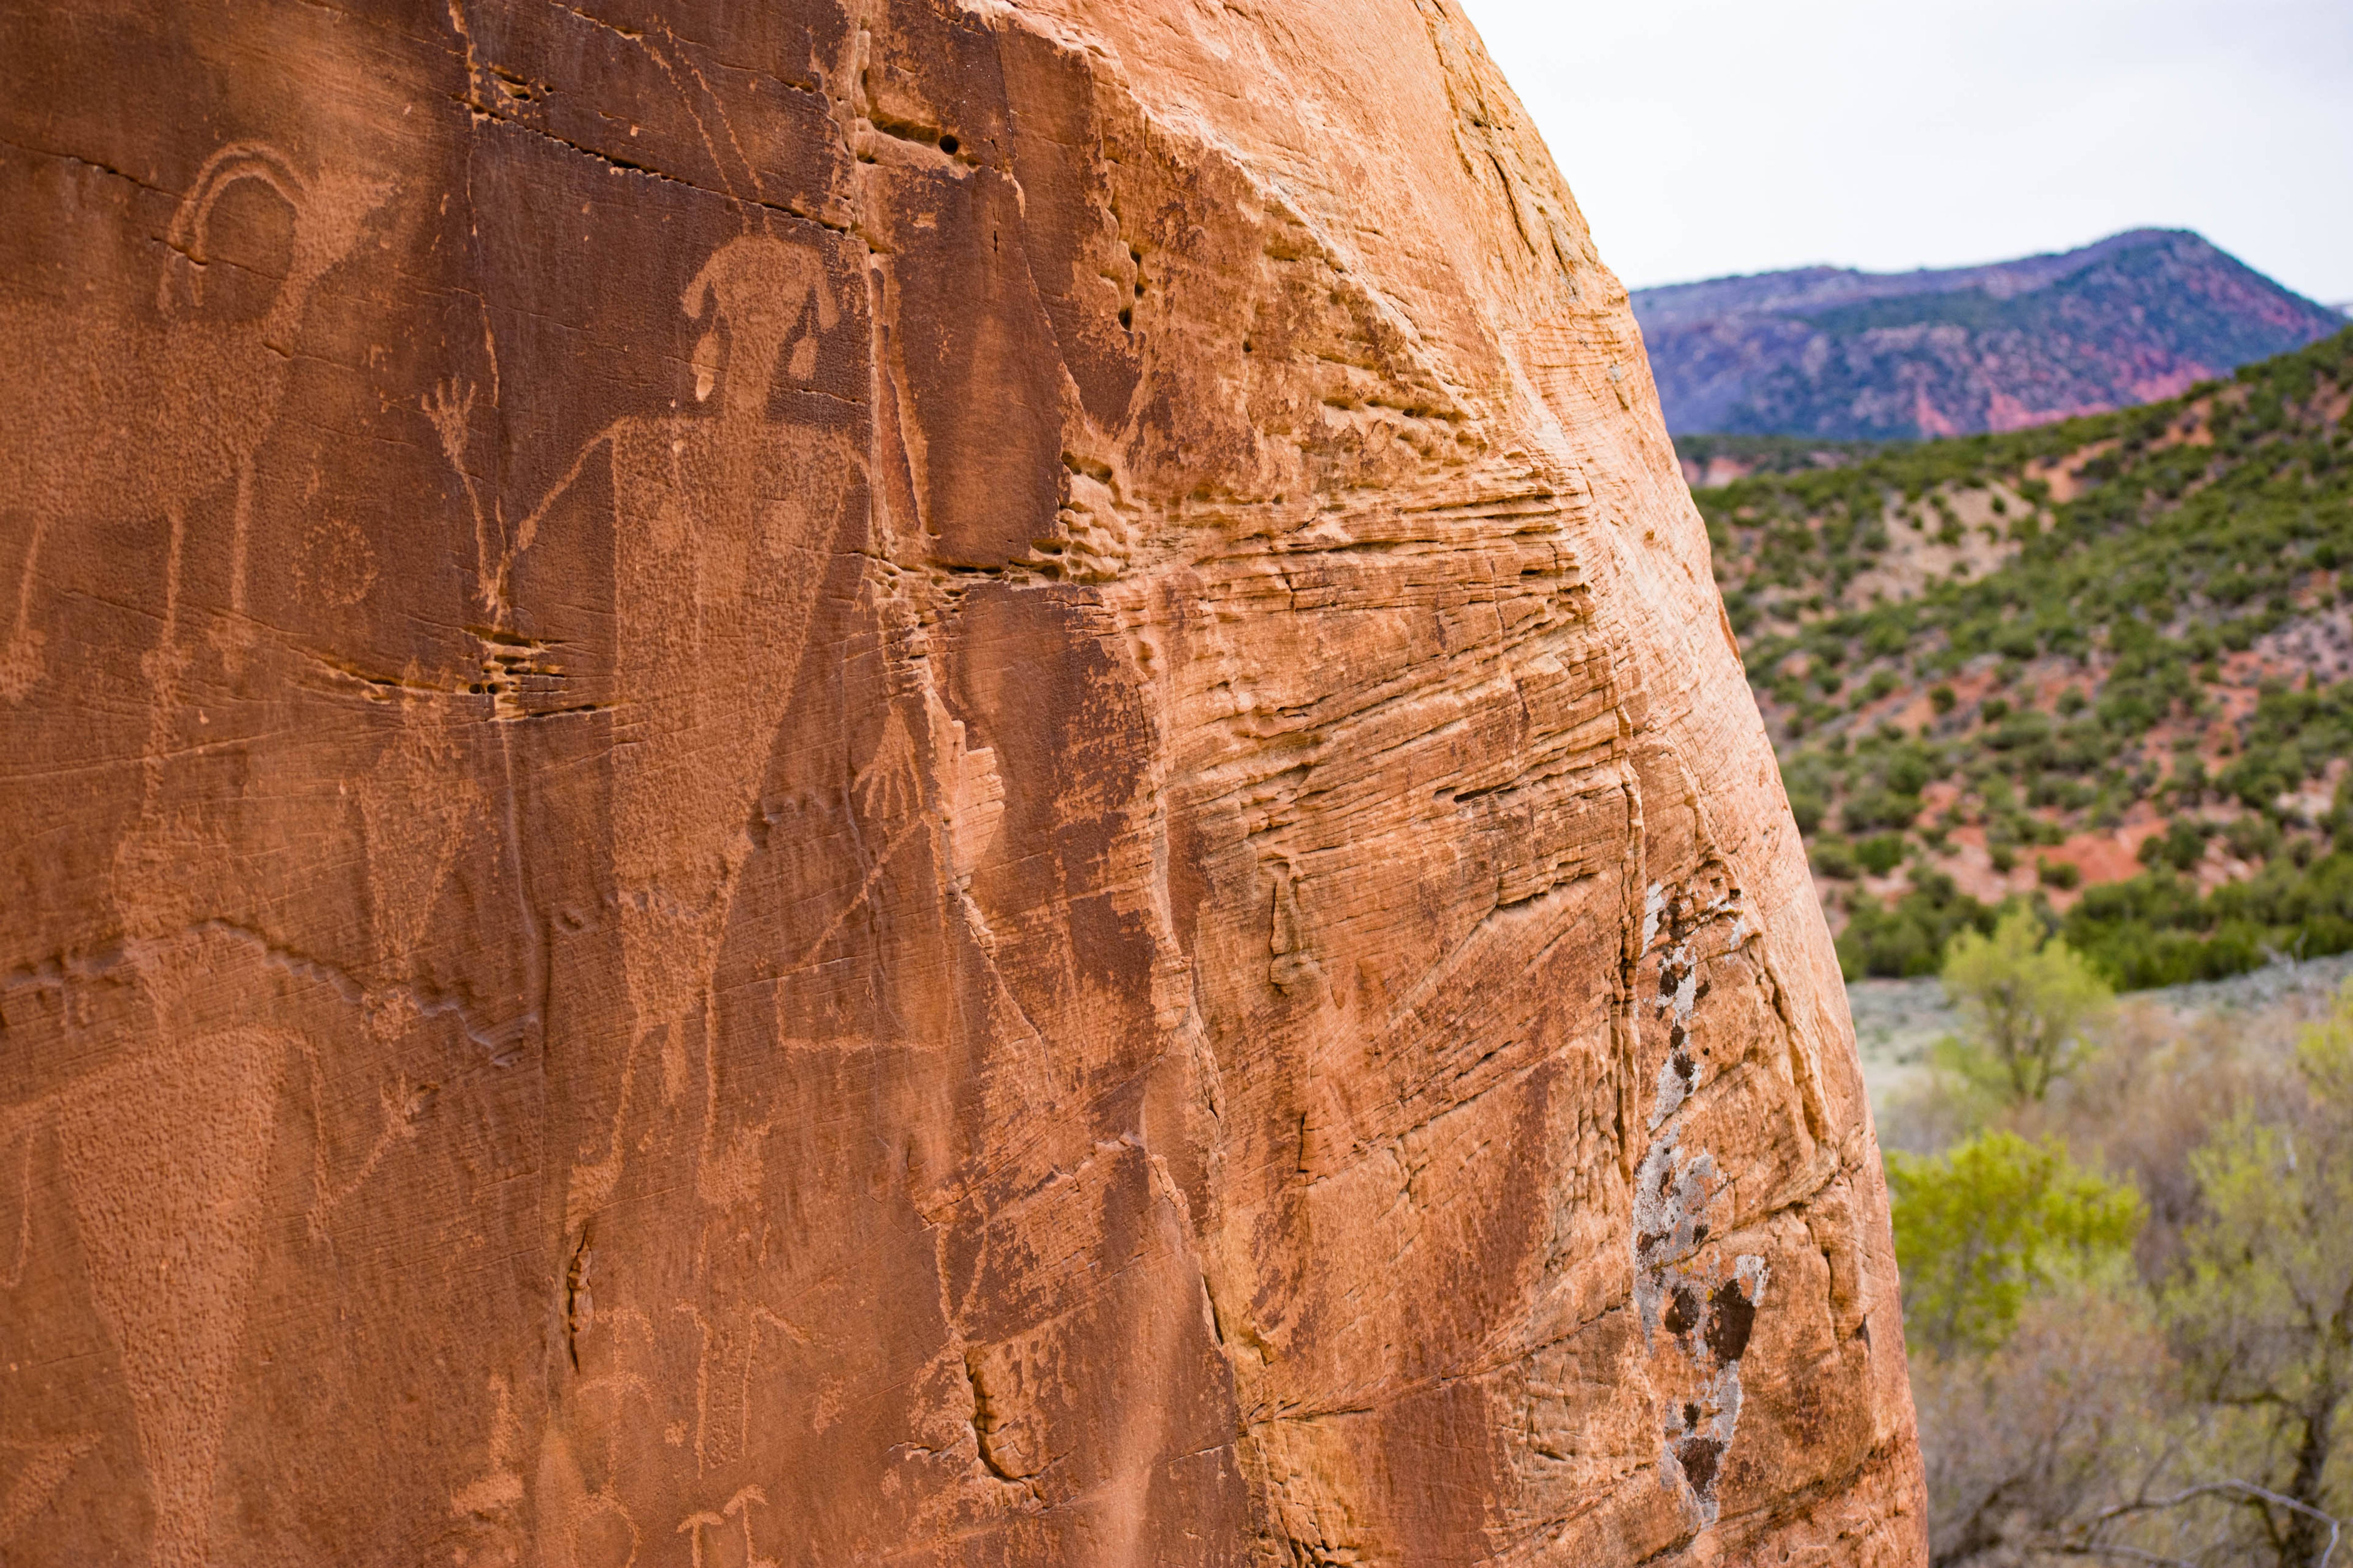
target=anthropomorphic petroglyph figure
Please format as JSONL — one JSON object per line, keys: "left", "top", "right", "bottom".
{"left": 0, "top": 1002, "right": 438, "bottom": 1568}
{"left": 420, "top": 236, "right": 895, "bottom": 1541}
{"left": 677, "top": 1486, "right": 777, "bottom": 1568}
{"left": 0, "top": 141, "right": 421, "bottom": 1568}
{"left": 0, "top": 1026, "right": 285, "bottom": 1567}
{"left": 425, "top": 232, "right": 867, "bottom": 1226}
{"left": 0, "top": 142, "right": 389, "bottom": 698}
{"left": 356, "top": 674, "right": 485, "bottom": 1006}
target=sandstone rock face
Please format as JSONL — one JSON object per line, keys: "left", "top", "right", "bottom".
{"left": 0, "top": 2, "right": 1924, "bottom": 1562}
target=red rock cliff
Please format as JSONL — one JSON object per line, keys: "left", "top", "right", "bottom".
{"left": 0, "top": 0, "right": 1925, "bottom": 1561}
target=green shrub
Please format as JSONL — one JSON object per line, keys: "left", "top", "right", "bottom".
{"left": 2224, "top": 815, "right": 2280, "bottom": 862}
{"left": 1987, "top": 711, "right": 2052, "bottom": 752}
{"left": 2137, "top": 818, "right": 2212, "bottom": 872}
{"left": 1838, "top": 871, "right": 1997, "bottom": 979}
{"left": 1857, "top": 833, "right": 1907, "bottom": 875}
{"left": 1845, "top": 788, "right": 1924, "bottom": 833}
{"left": 1996, "top": 625, "right": 2041, "bottom": 661}
{"left": 1883, "top": 748, "right": 1935, "bottom": 794}
{"left": 1888, "top": 1132, "right": 2143, "bottom": 1355}
{"left": 1812, "top": 837, "right": 1859, "bottom": 880}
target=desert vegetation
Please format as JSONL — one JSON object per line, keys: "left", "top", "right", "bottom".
{"left": 1882, "top": 917, "right": 2352, "bottom": 1567}
{"left": 1702, "top": 337, "right": 2353, "bottom": 1559}
{"left": 1695, "top": 327, "right": 2353, "bottom": 991}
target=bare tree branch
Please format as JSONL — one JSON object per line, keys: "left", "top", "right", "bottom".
{"left": 2047, "top": 1543, "right": 2199, "bottom": 1568}
{"left": 2078, "top": 1480, "right": 2342, "bottom": 1568}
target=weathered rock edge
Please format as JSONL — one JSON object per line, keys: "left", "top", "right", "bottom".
{"left": 0, "top": 0, "right": 1927, "bottom": 1562}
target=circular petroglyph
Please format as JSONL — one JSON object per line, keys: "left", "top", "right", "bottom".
{"left": 295, "top": 512, "right": 380, "bottom": 606}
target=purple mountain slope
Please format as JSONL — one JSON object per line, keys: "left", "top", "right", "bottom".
{"left": 1633, "top": 230, "right": 2345, "bottom": 439}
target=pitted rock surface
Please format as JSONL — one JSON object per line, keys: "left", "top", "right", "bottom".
{"left": 0, "top": 1, "right": 1926, "bottom": 1562}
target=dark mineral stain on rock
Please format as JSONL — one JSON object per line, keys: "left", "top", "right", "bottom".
{"left": 1678, "top": 1434, "right": 1726, "bottom": 1495}
{"left": 1707, "top": 1277, "right": 1758, "bottom": 1363}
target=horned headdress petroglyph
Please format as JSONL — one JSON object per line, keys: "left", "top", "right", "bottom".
{"left": 0, "top": 140, "right": 411, "bottom": 1567}
{"left": 0, "top": 141, "right": 390, "bottom": 700}
{"left": 422, "top": 231, "right": 869, "bottom": 1227}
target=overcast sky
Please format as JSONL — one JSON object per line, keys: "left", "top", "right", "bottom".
{"left": 1454, "top": 0, "right": 2353, "bottom": 305}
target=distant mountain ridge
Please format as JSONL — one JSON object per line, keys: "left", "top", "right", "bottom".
{"left": 1634, "top": 230, "right": 2345, "bottom": 440}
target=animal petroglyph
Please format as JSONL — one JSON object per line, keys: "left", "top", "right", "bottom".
{"left": 0, "top": 141, "right": 388, "bottom": 699}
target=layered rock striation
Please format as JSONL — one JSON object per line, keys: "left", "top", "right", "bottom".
{"left": 0, "top": 0, "right": 1923, "bottom": 1561}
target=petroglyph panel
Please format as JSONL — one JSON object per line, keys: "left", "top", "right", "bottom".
{"left": 0, "top": 0, "right": 1924, "bottom": 1563}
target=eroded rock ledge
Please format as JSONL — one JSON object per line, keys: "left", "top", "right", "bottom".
{"left": 0, "top": 0, "right": 1925, "bottom": 1561}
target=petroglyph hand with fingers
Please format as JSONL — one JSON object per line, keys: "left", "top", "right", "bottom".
{"left": 423, "top": 378, "right": 479, "bottom": 478}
